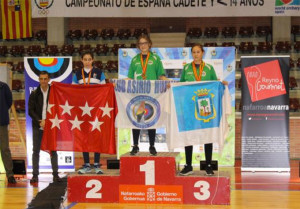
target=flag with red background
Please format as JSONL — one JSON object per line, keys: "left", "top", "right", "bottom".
{"left": 41, "top": 82, "right": 117, "bottom": 154}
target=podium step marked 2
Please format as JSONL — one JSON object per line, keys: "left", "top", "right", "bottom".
{"left": 68, "top": 152, "right": 230, "bottom": 205}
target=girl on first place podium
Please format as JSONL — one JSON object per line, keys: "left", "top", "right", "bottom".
{"left": 127, "top": 34, "right": 169, "bottom": 156}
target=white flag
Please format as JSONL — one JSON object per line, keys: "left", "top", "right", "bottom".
{"left": 114, "top": 79, "right": 170, "bottom": 129}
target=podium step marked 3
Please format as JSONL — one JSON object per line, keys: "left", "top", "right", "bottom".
{"left": 68, "top": 152, "right": 230, "bottom": 205}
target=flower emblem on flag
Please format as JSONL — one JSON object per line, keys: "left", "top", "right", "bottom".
{"left": 192, "top": 88, "right": 216, "bottom": 123}
{"left": 173, "top": 82, "right": 223, "bottom": 132}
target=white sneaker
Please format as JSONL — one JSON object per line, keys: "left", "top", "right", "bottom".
{"left": 78, "top": 164, "right": 92, "bottom": 174}
{"left": 94, "top": 166, "right": 104, "bottom": 174}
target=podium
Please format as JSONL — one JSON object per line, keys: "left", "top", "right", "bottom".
{"left": 68, "top": 152, "right": 230, "bottom": 204}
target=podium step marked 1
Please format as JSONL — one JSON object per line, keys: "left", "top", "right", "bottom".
{"left": 68, "top": 152, "right": 230, "bottom": 205}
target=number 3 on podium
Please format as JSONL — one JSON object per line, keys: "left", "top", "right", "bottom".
{"left": 194, "top": 181, "right": 210, "bottom": 200}
{"left": 140, "top": 160, "right": 211, "bottom": 201}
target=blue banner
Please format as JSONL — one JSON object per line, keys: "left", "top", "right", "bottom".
{"left": 173, "top": 82, "right": 224, "bottom": 132}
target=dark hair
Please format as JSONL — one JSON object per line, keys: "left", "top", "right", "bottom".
{"left": 39, "top": 71, "right": 49, "bottom": 77}
{"left": 191, "top": 43, "right": 204, "bottom": 53}
{"left": 81, "top": 51, "right": 94, "bottom": 59}
{"left": 137, "top": 34, "right": 152, "bottom": 49}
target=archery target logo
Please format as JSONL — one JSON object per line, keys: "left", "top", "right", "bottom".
{"left": 126, "top": 95, "right": 161, "bottom": 128}
{"left": 25, "top": 57, "right": 72, "bottom": 82}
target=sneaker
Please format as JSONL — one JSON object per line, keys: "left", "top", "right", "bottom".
{"left": 30, "top": 175, "right": 38, "bottom": 183}
{"left": 205, "top": 164, "right": 215, "bottom": 176}
{"left": 8, "top": 176, "right": 16, "bottom": 184}
{"left": 149, "top": 146, "right": 157, "bottom": 156}
{"left": 94, "top": 164, "right": 104, "bottom": 174}
{"left": 78, "top": 164, "right": 92, "bottom": 174}
{"left": 130, "top": 145, "right": 139, "bottom": 156}
{"left": 179, "top": 165, "right": 193, "bottom": 176}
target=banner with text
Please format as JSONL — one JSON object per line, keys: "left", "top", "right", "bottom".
{"left": 114, "top": 79, "right": 170, "bottom": 129}
{"left": 24, "top": 57, "right": 74, "bottom": 172}
{"left": 32, "top": 1, "right": 300, "bottom": 17}
{"left": 241, "top": 56, "right": 290, "bottom": 172}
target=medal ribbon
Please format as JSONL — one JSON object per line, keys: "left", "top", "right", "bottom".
{"left": 82, "top": 68, "right": 92, "bottom": 85}
{"left": 192, "top": 61, "right": 205, "bottom": 81}
{"left": 140, "top": 52, "right": 150, "bottom": 80}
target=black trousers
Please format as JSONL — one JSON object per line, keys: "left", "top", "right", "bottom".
{"left": 32, "top": 127, "right": 58, "bottom": 176}
{"left": 0, "top": 125, "right": 14, "bottom": 178}
{"left": 184, "top": 143, "right": 213, "bottom": 166}
{"left": 82, "top": 152, "right": 100, "bottom": 165}
{"left": 132, "top": 129, "right": 156, "bottom": 146}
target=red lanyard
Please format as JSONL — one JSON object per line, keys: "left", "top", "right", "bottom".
{"left": 192, "top": 61, "right": 205, "bottom": 81}
{"left": 140, "top": 52, "right": 150, "bottom": 80}
{"left": 82, "top": 68, "right": 92, "bottom": 85}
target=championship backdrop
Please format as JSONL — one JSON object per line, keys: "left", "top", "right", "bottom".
{"left": 241, "top": 56, "right": 290, "bottom": 171}
{"left": 118, "top": 47, "right": 236, "bottom": 166}
{"left": 24, "top": 57, "right": 74, "bottom": 172}
{"left": 31, "top": 1, "right": 300, "bottom": 17}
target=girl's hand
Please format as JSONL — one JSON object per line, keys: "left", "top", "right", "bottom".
{"left": 222, "top": 80, "right": 228, "bottom": 85}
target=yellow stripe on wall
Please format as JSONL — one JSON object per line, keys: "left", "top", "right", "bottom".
{"left": 7, "top": 10, "right": 13, "bottom": 39}
{"left": 22, "top": 1, "right": 27, "bottom": 38}
{"left": 27, "top": 0, "right": 32, "bottom": 37}
{"left": 1, "top": 0, "right": 6, "bottom": 39}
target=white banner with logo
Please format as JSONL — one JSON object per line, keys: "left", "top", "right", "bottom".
{"left": 32, "top": 0, "right": 300, "bottom": 17}
{"left": 113, "top": 79, "right": 170, "bottom": 129}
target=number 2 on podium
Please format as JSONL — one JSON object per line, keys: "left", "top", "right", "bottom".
{"left": 85, "top": 180, "right": 102, "bottom": 199}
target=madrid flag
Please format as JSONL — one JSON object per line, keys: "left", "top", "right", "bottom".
{"left": 41, "top": 82, "right": 118, "bottom": 154}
